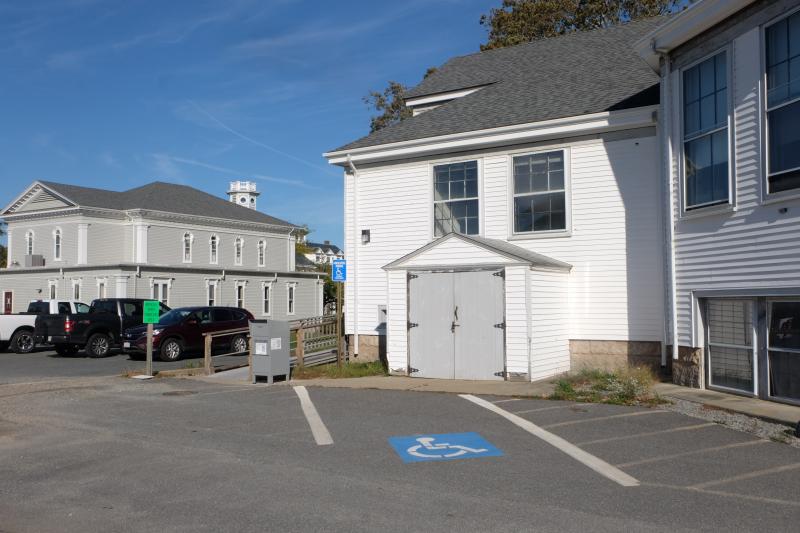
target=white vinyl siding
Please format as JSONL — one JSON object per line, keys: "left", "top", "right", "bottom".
{"left": 504, "top": 265, "right": 528, "bottom": 376}
{"left": 529, "top": 268, "right": 571, "bottom": 381}
{"left": 345, "top": 132, "right": 663, "bottom": 345}
{"left": 669, "top": 26, "right": 800, "bottom": 348}
{"left": 386, "top": 269, "right": 408, "bottom": 374}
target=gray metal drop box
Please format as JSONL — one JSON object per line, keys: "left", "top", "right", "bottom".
{"left": 249, "top": 319, "right": 290, "bottom": 384}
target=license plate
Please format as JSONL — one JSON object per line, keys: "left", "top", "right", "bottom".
{"left": 123, "top": 342, "right": 131, "bottom": 349}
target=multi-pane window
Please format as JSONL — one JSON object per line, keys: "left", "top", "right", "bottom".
{"left": 683, "top": 52, "right": 729, "bottom": 209}
{"left": 766, "top": 13, "right": 800, "bottom": 194}
{"left": 53, "top": 229, "right": 62, "bottom": 261}
{"left": 768, "top": 301, "right": 800, "bottom": 401}
{"left": 433, "top": 161, "right": 479, "bottom": 236}
{"left": 209, "top": 235, "right": 218, "bottom": 264}
{"left": 262, "top": 284, "right": 271, "bottom": 315}
{"left": 26, "top": 231, "right": 34, "bottom": 255}
{"left": 236, "top": 284, "right": 245, "bottom": 308}
{"left": 706, "top": 299, "right": 754, "bottom": 393}
{"left": 234, "top": 237, "right": 243, "bottom": 266}
{"left": 207, "top": 281, "right": 217, "bottom": 306}
{"left": 513, "top": 150, "right": 566, "bottom": 233}
{"left": 152, "top": 281, "right": 169, "bottom": 305}
{"left": 287, "top": 284, "right": 296, "bottom": 315}
{"left": 258, "top": 240, "right": 266, "bottom": 267}
{"left": 182, "top": 233, "right": 192, "bottom": 263}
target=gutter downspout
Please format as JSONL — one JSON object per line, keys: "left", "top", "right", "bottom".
{"left": 657, "top": 47, "right": 680, "bottom": 368}
{"left": 347, "top": 155, "right": 359, "bottom": 357}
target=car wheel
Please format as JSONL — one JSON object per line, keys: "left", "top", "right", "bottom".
{"left": 86, "top": 333, "right": 112, "bottom": 358}
{"left": 55, "top": 344, "right": 79, "bottom": 357}
{"left": 159, "top": 338, "right": 183, "bottom": 362}
{"left": 10, "top": 330, "right": 35, "bottom": 354}
{"left": 231, "top": 334, "right": 248, "bottom": 354}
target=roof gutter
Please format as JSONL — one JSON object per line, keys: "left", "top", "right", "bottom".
{"left": 634, "top": 0, "right": 755, "bottom": 72}
{"left": 346, "top": 155, "right": 359, "bottom": 358}
{"left": 324, "top": 106, "right": 656, "bottom": 166}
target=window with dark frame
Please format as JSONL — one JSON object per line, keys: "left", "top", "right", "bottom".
{"left": 433, "top": 160, "right": 479, "bottom": 236}
{"left": 262, "top": 284, "right": 271, "bottom": 315}
{"left": 766, "top": 12, "right": 800, "bottom": 194}
{"left": 683, "top": 52, "right": 729, "bottom": 210}
{"left": 236, "top": 284, "right": 245, "bottom": 308}
{"left": 513, "top": 150, "right": 566, "bottom": 233}
{"left": 288, "top": 284, "right": 295, "bottom": 315}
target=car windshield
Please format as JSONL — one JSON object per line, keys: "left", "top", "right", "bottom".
{"left": 158, "top": 309, "right": 193, "bottom": 325}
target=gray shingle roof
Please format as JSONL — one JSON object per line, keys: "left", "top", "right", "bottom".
{"left": 307, "top": 241, "right": 342, "bottom": 254}
{"left": 39, "top": 181, "right": 297, "bottom": 228}
{"left": 334, "top": 17, "right": 664, "bottom": 152}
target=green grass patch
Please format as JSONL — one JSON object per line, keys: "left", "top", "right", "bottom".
{"left": 292, "top": 361, "right": 387, "bottom": 380}
{"left": 549, "top": 366, "right": 664, "bottom": 406}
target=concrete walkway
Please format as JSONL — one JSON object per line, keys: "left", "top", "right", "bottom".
{"left": 654, "top": 382, "right": 800, "bottom": 426}
{"left": 293, "top": 375, "right": 556, "bottom": 397}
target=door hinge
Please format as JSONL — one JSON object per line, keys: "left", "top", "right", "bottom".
{"left": 409, "top": 367, "right": 420, "bottom": 374}
{"left": 494, "top": 371, "right": 506, "bottom": 378}
{"left": 408, "top": 274, "right": 418, "bottom": 280}
{"left": 493, "top": 270, "right": 505, "bottom": 278}
{"left": 408, "top": 321, "right": 419, "bottom": 329}
{"left": 494, "top": 322, "right": 506, "bottom": 329}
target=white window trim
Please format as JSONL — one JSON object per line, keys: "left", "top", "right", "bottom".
{"left": 234, "top": 280, "right": 247, "bottom": 309}
{"left": 205, "top": 279, "right": 219, "bottom": 306}
{"left": 286, "top": 282, "right": 297, "bottom": 316}
{"left": 71, "top": 278, "right": 82, "bottom": 301}
{"left": 25, "top": 230, "right": 34, "bottom": 256}
{"left": 428, "top": 157, "right": 483, "bottom": 240}
{"left": 260, "top": 281, "right": 273, "bottom": 316}
{"left": 52, "top": 227, "right": 62, "bottom": 262}
{"left": 761, "top": 7, "right": 800, "bottom": 202}
{"left": 149, "top": 277, "right": 173, "bottom": 306}
{"left": 234, "top": 236, "right": 244, "bottom": 266}
{"left": 48, "top": 279, "right": 58, "bottom": 300}
{"left": 677, "top": 45, "right": 736, "bottom": 217}
{"left": 704, "top": 298, "right": 757, "bottom": 396}
{"left": 209, "top": 234, "right": 219, "bottom": 265}
{"left": 257, "top": 240, "right": 266, "bottom": 267}
{"left": 506, "top": 147, "right": 572, "bottom": 239}
{"left": 96, "top": 277, "right": 108, "bottom": 300}
{"left": 182, "top": 232, "right": 194, "bottom": 264}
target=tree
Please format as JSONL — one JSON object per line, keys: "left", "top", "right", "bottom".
{"left": 364, "top": 68, "right": 438, "bottom": 133}
{"left": 479, "top": 0, "right": 678, "bottom": 51}
{"left": 363, "top": 81, "right": 413, "bottom": 133}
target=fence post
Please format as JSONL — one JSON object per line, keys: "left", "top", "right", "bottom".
{"left": 248, "top": 335, "right": 254, "bottom": 384}
{"left": 296, "top": 325, "right": 305, "bottom": 369}
{"left": 204, "top": 334, "right": 212, "bottom": 376}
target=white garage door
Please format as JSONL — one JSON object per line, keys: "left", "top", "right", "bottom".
{"left": 408, "top": 270, "right": 505, "bottom": 380}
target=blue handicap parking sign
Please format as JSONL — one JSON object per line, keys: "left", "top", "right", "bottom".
{"left": 332, "top": 259, "right": 346, "bottom": 282}
{"left": 388, "top": 432, "right": 503, "bottom": 463}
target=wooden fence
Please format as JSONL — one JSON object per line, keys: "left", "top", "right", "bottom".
{"left": 202, "top": 315, "right": 342, "bottom": 377}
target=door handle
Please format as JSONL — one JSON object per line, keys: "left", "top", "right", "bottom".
{"left": 451, "top": 321, "right": 459, "bottom": 333}
{"left": 451, "top": 306, "right": 459, "bottom": 333}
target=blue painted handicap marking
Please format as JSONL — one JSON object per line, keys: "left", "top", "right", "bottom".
{"left": 389, "top": 432, "right": 503, "bottom": 463}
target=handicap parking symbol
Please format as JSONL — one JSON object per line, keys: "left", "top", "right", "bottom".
{"left": 388, "top": 432, "right": 503, "bottom": 463}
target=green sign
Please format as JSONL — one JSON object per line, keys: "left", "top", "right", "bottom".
{"left": 143, "top": 300, "right": 160, "bottom": 324}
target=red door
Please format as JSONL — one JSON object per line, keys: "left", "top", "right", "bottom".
{"left": 3, "top": 292, "right": 12, "bottom": 314}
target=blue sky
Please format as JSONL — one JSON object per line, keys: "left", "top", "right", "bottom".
{"left": 0, "top": 0, "right": 494, "bottom": 245}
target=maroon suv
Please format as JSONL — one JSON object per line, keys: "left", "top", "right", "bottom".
{"left": 121, "top": 306, "right": 253, "bottom": 362}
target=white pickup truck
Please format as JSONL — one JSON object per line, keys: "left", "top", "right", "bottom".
{"left": 0, "top": 300, "right": 89, "bottom": 354}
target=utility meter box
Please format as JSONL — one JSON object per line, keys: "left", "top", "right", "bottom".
{"left": 249, "top": 319, "right": 290, "bottom": 384}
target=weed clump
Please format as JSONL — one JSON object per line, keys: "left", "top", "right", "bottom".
{"left": 550, "top": 366, "right": 662, "bottom": 406}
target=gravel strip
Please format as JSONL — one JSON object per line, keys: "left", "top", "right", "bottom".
{"left": 662, "top": 397, "right": 800, "bottom": 448}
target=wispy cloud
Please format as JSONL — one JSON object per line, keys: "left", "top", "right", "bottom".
{"left": 185, "top": 100, "right": 335, "bottom": 175}
{"left": 151, "top": 153, "right": 187, "bottom": 182}
{"left": 164, "top": 154, "right": 315, "bottom": 189}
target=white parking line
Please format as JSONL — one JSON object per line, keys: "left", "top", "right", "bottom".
{"left": 690, "top": 462, "right": 800, "bottom": 490}
{"left": 491, "top": 398, "right": 521, "bottom": 404}
{"left": 616, "top": 439, "right": 765, "bottom": 468}
{"left": 461, "top": 394, "right": 639, "bottom": 487}
{"left": 293, "top": 386, "right": 333, "bottom": 446}
{"left": 512, "top": 404, "right": 594, "bottom": 415}
{"left": 577, "top": 423, "right": 716, "bottom": 446}
{"left": 542, "top": 410, "right": 668, "bottom": 429}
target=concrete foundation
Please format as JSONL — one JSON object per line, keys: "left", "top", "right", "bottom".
{"left": 569, "top": 340, "right": 663, "bottom": 373}
{"left": 670, "top": 346, "right": 703, "bottom": 388}
{"left": 346, "top": 334, "right": 385, "bottom": 364}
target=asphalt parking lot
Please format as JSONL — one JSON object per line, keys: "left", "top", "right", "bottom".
{"left": 0, "top": 367, "right": 798, "bottom": 532}
{"left": 0, "top": 349, "right": 248, "bottom": 384}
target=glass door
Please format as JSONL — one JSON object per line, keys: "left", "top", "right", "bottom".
{"left": 706, "top": 299, "right": 756, "bottom": 394}
{"left": 767, "top": 301, "right": 800, "bottom": 404}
